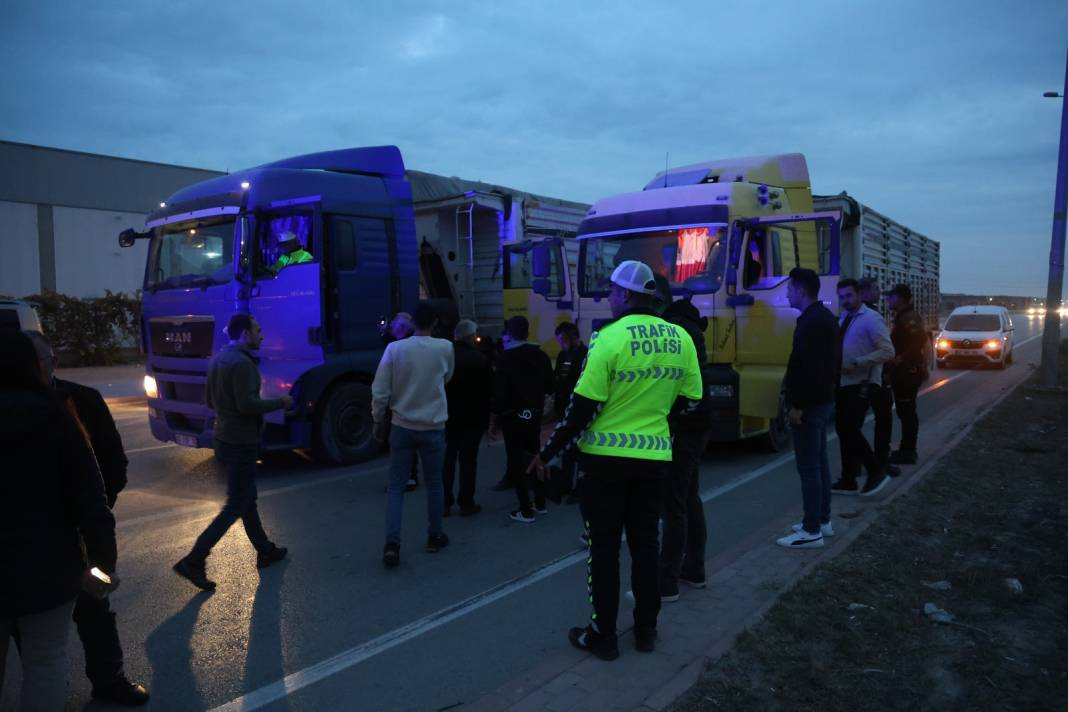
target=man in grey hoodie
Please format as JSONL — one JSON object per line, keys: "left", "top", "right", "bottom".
{"left": 831, "top": 279, "right": 895, "bottom": 497}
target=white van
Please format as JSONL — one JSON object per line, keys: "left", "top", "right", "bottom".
{"left": 0, "top": 300, "right": 43, "bottom": 333}
{"left": 935, "top": 305, "right": 1014, "bottom": 369}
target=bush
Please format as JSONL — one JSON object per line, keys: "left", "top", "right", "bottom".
{"left": 21, "top": 290, "right": 141, "bottom": 366}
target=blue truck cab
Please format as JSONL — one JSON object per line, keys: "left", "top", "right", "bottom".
{"left": 120, "top": 147, "right": 418, "bottom": 464}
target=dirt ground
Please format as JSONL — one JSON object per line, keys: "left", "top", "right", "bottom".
{"left": 674, "top": 347, "right": 1068, "bottom": 712}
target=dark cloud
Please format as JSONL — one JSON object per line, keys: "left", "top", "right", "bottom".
{"left": 1, "top": 0, "right": 1065, "bottom": 295}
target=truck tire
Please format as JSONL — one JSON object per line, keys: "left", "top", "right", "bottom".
{"left": 314, "top": 381, "right": 379, "bottom": 465}
{"left": 761, "top": 391, "right": 791, "bottom": 452}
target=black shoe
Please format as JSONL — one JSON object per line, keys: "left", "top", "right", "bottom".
{"left": 679, "top": 574, "right": 707, "bottom": 589}
{"left": 172, "top": 556, "right": 215, "bottom": 591}
{"left": 426, "top": 533, "right": 450, "bottom": 553}
{"left": 885, "top": 464, "right": 902, "bottom": 477}
{"left": 568, "top": 625, "right": 619, "bottom": 661}
{"left": 889, "top": 449, "right": 917, "bottom": 465}
{"left": 830, "top": 478, "right": 859, "bottom": 496}
{"left": 491, "top": 476, "right": 514, "bottom": 492}
{"left": 91, "top": 676, "right": 150, "bottom": 707}
{"left": 459, "top": 503, "right": 482, "bottom": 517}
{"left": 383, "top": 542, "right": 400, "bottom": 568}
{"left": 634, "top": 627, "right": 657, "bottom": 653}
{"left": 256, "top": 544, "right": 288, "bottom": 569}
{"left": 860, "top": 470, "right": 889, "bottom": 497}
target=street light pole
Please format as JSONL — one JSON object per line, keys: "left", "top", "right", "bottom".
{"left": 1038, "top": 48, "right": 1068, "bottom": 389}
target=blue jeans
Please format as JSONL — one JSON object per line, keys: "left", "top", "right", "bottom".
{"left": 192, "top": 440, "right": 270, "bottom": 559}
{"left": 386, "top": 426, "right": 446, "bottom": 544}
{"left": 791, "top": 401, "right": 834, "bottom": 534}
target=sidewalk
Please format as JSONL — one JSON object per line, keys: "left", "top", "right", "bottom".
{"left": 463, "top": 384, "right": 1026, "bottom": 712}
{"left": 56, "top": 363, "right": 146, "bottom": 402}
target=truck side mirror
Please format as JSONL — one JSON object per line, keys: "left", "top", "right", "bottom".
{"left": 532, "top": 278, "right": 551, "bottom": 296}
{"left": 234, "top": 216, "right": 250, "bottom": 282}
{"left": 532, "top": 244, "right": 551, "bottom": 278}
{"left": 118, "top": 228, "right": 149, "bottom": 248}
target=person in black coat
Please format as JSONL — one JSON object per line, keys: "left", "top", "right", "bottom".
{"left": 24, "top": 331, "right": 149, "bottom": 706}
{"left": 0, "top": 331, "right": 117, "bottom": 710}
{"left": 442, "top": 320, "right": 493, "bottom": 516}
{"left": 489, "top": 316, "right": 555, "bottom": 522}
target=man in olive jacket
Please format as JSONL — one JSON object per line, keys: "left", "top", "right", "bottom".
{"left": 174, "top": 314, "right": 292, "bottom": 590}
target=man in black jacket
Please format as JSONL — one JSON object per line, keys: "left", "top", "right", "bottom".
{"left": 552, "top": 322, "right": 588, "bottom": 502}
{"left": 777, "top": 268, "right": 839, "bottom": 549}
{"left": 489, "top": 316, "right": 554, "bottom": 523}
{"left": 886, "top": 284, "right": 928, "bottom": 464}
{"left": 25, "top": 331, "right": 149, "bottom": 706}
{"left": 443, "top": 319, "right": 492, "bottom": 516}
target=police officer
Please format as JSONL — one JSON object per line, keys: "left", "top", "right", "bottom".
{"left": 268, "top": 232, "right": 312, "bottom": 274}
{"left": 885, "top": 284, "right": 928, "bottom": 464}
{"left": 528, "top": 260, "right": 702, "bottom": 660}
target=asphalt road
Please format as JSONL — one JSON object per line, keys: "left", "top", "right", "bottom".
{"left": 3, "top": 315, "right": 1061, "bottom": 711}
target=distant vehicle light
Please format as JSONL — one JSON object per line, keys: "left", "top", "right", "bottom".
{"left": 241, "top": 181, "right": 251, "bottom": 190}
{"left": 144, "top": 375, "right": 158, "bottom": 399}
{"left": 159, "top": 202, "right": 166, "bottom": 208}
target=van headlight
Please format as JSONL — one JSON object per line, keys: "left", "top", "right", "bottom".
{"left": 144, "top": 375, "right": 159, "bottom": 399}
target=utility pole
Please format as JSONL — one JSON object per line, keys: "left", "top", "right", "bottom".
{"left": 1038, "top": 48, "right": 1068, "bottom": 390}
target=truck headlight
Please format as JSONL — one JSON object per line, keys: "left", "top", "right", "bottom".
{"left": 144, "top": 375, "right": 158, "bottom": 399}
{"left": 707, "top": 384, "right": 735, "bottom": 399}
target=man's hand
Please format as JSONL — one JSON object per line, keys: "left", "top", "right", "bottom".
{"left": 373, "top": 420, "right": 388, "bottom": 443}
{"left": 526, "top": 454, "right": 548, "bottom": 481}
{"left": 280, "top": 395, "right": 294, "bottom": 410}
{"left": 788, "top": 408, "right": 803, "bottom": 426}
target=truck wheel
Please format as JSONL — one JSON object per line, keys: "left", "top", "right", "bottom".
{"left": 314, "top": 382, "right": 378, "bottom": 465}
{"left": 761, "top": 392, "right": 791, "bottom": 452}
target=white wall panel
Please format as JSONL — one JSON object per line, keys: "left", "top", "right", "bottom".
{"left": 53, "top": 207, "right": 148, "bottom": 297}
{"left": 0, "top": 201, "right": 40, "bottom": 297}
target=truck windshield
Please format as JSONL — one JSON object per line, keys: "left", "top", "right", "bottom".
{"left": 579, "top": 225, "right": 727, "bottom": 296}
{"left": 146, "top": 218, "right": 235, "bottom": 290}
{"left": 944, "top": 314, "right": 1001, "bottom": 331}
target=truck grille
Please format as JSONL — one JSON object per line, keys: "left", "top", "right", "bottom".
{"left": 149, "top": 318, "right": 215, "bottom": 358}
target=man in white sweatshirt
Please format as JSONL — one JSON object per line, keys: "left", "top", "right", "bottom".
{"left": 831, "top": 279, "right": 895, "bottom": 497}
{"left": 372, "top": 302, "right": 455, "bottom": 567}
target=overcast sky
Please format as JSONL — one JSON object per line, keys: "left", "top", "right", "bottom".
{"left": 2, "top": 1, "right": 1065, "bottom": 296}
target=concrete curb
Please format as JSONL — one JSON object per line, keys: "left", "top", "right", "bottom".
{"left": 636, "top": 367, "right": 1036, "bottom": 712}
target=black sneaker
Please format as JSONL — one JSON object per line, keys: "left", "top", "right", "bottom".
{"left": 91, "top": 675, "right": 150, "bottom": 707}
{"left": 889, "top": 449, "right": 918, "bottom": 465}
{"left": 884, "top": 464, "right": 902, "bottom": 477}
{"left": 830, "top": 478, "right": 859, "bottom": 495}
{"left": 256, "top": 544, "right": 288, "bottom": 569}
{"left": 678, "top": 574, "right": 707, "bottom": 589}
{"left": 860, "top": 470, "right": 889, "bottom": 497}
{"left": 426, "top": 533, "right": 450, "bottom": 553}
{"left": 634, "top": 627, "right": 657, "bottom": 653}
{"left": 172, "top": 556, "right": 215, "bottom": 591}
{"left": 459, "top": 503, "right": 482, "bottom": 517}
{"left": 568, "top": 625, "right": 619, "bottom": 661}
{"left": 383, "top": 542, "right": 400, "bottom": 568}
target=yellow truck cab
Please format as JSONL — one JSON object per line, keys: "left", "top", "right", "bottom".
{"left": 501, "top": 235, "right": 578, "bottom": 361}
{"left": 574, "top": 154, "right": 842, "bottom": 450}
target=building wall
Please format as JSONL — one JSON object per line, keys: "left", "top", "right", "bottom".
{"left": 53, "top": 206, "right": 151, "bottom": 297}
{"left": 0, "top": 200, "right": 41, "bottom": 297}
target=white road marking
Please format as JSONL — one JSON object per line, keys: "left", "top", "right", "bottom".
{"left": 203, "top": 329, "right": 1057, "bottom": 711}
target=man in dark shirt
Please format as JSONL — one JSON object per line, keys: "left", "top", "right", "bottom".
{"left": 778, "top": 268, "right": 839, "bottom": 549}
{"left": 551, "top": 322, "right": 588, "bottom": 502}
{"left": 25, "top": 331, "right": 149, "bottom": 706}
{"left": 174, "top": 314, "right": 292, "bottom": 590}
{"left": 489, "top": 316, "right": 554, "bottom": 523}
{"left": 886, "top": 284, "right": 928, "bottom": 464}
{"left": 443, "top": 319, "right": 493, "bottom": 516}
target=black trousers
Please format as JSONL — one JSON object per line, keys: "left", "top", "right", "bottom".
{"left": 443, "top": 424, "right": 482, "bottom": 509}
{"left": 659, "top": 429, "right": 708, "bottom": 591}
{"left": 870, "top": 384, "right": 894, "bottom": 467}
{"left": 73, "top": 592, "right": 124, "bottom": 687}
{"left": 581, "top": 456, "right": 665, "bottom": 637}
{"left": 192, "top": 440, "right": 271, "bottom": 560}
{"left": 835, "top": 385, "right": 879, "bottom": 484}
{"left": 502, "top": 417, "right": 544, "bottom": 515}
{"left": 892, "top": 371, "right": 923, "bottom": 452}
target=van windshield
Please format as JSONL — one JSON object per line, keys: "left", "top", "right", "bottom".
{"left": 945, "top": 314, "right": 1000, "bottom": 331}
{"left": 146, "top": 218, "right": 235, "bottom": 290}
{"left": 579, "top": 225, "right": 727, "bottom": 296}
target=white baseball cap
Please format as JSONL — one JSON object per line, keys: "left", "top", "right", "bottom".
{"left": 610, "top": 260, "right": 657, "bottom": 295}
{"left": 278, "top": 231, "right": 299, "bottom": 244}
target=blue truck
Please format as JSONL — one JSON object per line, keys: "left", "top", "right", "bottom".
{"left": 120, "top": 146, "right": 588, "bottom": 464}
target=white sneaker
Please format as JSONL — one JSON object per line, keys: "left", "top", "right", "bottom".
{"left": 793, "top": 521, "right": 834, "bottom": 537}
{"left": 509, "top": 510, "right": 535, "bottom": 523}
{"left": 776, "top": 530, "right": 824, "bottom": 549}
